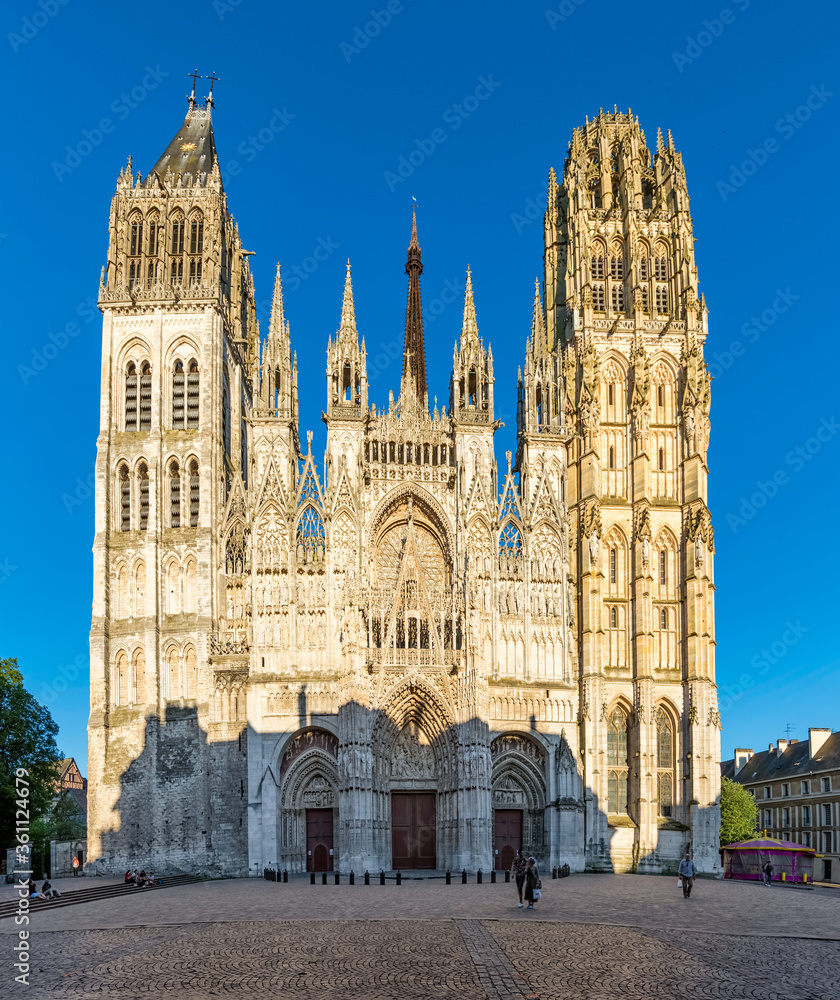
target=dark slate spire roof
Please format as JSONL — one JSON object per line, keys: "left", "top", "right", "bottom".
{"left": 149, "top": 97, "right": 219, "bottom": 186}
{"left": 402, "top": 207, "right": 427, "bottom": 403}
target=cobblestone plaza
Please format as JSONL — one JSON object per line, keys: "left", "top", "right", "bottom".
{"left": 3, "top": 875, "right": 838, "bottom": 998}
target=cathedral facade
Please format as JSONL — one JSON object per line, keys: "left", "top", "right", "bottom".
{"left": 87, "top": 92, "right": 721, "bottom": 878}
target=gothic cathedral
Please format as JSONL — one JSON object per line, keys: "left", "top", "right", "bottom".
{"left": 88, "top": 92, "right": 721, "bottom": 878}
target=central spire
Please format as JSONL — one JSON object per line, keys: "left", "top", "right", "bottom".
{"left": 402, "top": 207, "right": 427, "bottom": 404}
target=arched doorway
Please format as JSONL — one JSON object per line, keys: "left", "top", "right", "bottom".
{"left": 491, "top": 733, "right": 547, "bottom": 866}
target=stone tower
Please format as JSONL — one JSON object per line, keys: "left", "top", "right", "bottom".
{"left": 545, "top": 108, "right": 719, "bottom": 873}
{"left": 88, "top": 86, "right": 257, "bottom": 874}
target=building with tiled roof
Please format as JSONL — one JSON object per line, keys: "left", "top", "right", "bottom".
{"left": 721, "top": 729, "right": 839, "bottom": 884}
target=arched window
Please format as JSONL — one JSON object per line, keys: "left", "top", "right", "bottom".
{"left": 342, "top": 362, "right": 352, "bottom": 401}
{"left": 610, "top": 240, "right": 624, "bottom": 280}
{"left": 131, "top": 649, "right": 145, "bottom": 705}
{"left": 589, "top": 180, "right": 601, "bottom": 209}
{"left": 610, "top": 606, "right": 618, "bottom": 629}
{"left": 125, "top": 363, "right": 138, "bottom": 430}
{"left": 535, "top": 384, "right": 543, "bottom": 425}
{"left": 611, "top": 283, "right": 625, "bottom": 312}
{"left": 500, "top": 521, "right": 522, "bottom": 556}
{"left": 608, "top": 446, "right": 615, "bottom": 469}
{"left": 188, "top": 256, "right": 202, "bottom": 286}
{"left": 655, "top": 707, "right": 675, "bottom": 817}
{"left": 188, "top": 460, "right": 200, "bottom": 527}
{"left": 118, "top": 464, "right": 130, "bottom": 531}
{"left": 167, "top": 647, "right": 179, "bottom": 700}
{"left": 166, "top": 560, "right": 180, "bottom": 616}
{"left": 659, "top": 549, "right": 667, "bottom": 585}
{"left": 117, "top": 564, "right": 129, "bottom": 618}
{"left": 591, "top": 242, "right": 605, "bottom": 280}
{"left": 139, "top": 362, "right": 151, "bottom": 430}
{"left": 607, "top": 708, "right": 629, "bottom": 814}
{"left": 114, "top": 651, "right": 128, "bottom": 705}
{"left": 172, "top": 360, "right": 185, "bottom": 428}
{"left": 468, "top": 368, "right": 477, "bottom": 406}
{"left": 147, "top": 215, "right": 158, "bottom": 256}
{"left": 138, "top": 463, "right": 149, "bottom": 530}
{"left": 654, "top": 242, "right": 668, "bottom": 280}
{"left": 129, "top": 216, "right": 143, "bottom": 257}
{"left": 189, "top": 215, "right": 204, "bottom": 254}
{"left": 655, "top": 285, "right": 669, "bottom": 314}
{"left": 134, "top": 561, "right": 146, "bottom": 617}
{"left": 169, "top": 461, "right": 181, "bottom": 528}
{"left": 658, "top": 447, "right": 665, "bottom": 470}
{"left": 184, "top": 646, "right": 198, "bottom": 698}
{"left": 184, "top": 558, "right": 197, "bottom": 613}
{"left": 609, "top": 547, "right": 617, "bottom": 584}
{"left": 170, "top": 215, "right": 185, "bottom": 255}
{"left": 642, "top": 181, "right": 654, "bottom": 210}
{"left": 592, "top": 283, "right": 605, "bottom": 311}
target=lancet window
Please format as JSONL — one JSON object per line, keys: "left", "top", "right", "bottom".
{"left": 138, "top": 463, "right": 149, "bottom": 530}
{"left": 187, "top": 360, "right": 199, "bottom": 427}
{"left": 188, "top": 460, "right": 200, "bottom": 527}
{"left": 169, "top": 461, "right": 181, "bottom": 528}
{"left": 655, "top": 707, "right": 675, "bottom": 817}
{"left": 172, "top": 361, "right": 185, "bottom": 428}
{"left": 125, "top": 363, "right": 138, "bottom": 430}
{"left": 118, "top": 464, "right": 130, "bottom": 531}
{"left": 607, "top": 708, "right": 629, "bottom": 814}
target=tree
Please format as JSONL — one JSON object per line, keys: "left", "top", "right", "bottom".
{"left": 720, "top": 775, "right": 758, "bottom": 847}
{"left": 0, "top": 657, "right": 63, "bottom": 856}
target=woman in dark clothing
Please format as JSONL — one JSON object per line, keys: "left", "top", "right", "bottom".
{"left": 524, "top": 857, "right": 540, "bottom": 909}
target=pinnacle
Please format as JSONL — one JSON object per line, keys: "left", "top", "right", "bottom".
{"left": 339, "top": 259, "right": 357, "bottom": 337}
{"left": 531, "top": 279, "right": 547, "bottom": 356}
{"left": 460, "top": 266, "right": 479, "bottom": 351}
{"left": 269, "top": 263, "right": 286, "bottom": 340}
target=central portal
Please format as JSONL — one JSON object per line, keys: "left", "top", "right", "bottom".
{"left": 391, "top": 792, "right": 436, "bottom": 869}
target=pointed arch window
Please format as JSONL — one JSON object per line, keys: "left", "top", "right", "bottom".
{"left": 114, "top": 651, "right": 128, "bottom": 706}
{"left": 607, "top": 708, "right": 629, "bottom": 814}
{"left": 655, "top": 707, "right": 675, "bottom": 817}
{"left": 172, "top": 361, "right": 185, "bottom": 428}
{"left": 654, "top": 243, "right": 668, "bottom": 280}
{"left": 655, "top": 285, "right": 669, "bottom": 314}
{"left": 610, "top": 240, "right": 624, "bottom": 280}
{"left": 639, "top": 244, "right": 649, "bottom": 281}
{"left": 658, "top": 447, "right": 665, "bottom": 470}
{"left": 138, "top": 463, "right": 149, "bottom": 530}
{"left": 611, "top": 284, "right": 625, "bottom": 312}
{"left": 608, "top": 446, "right": 615, "bottom": 469}
{"left": 134, "top": 561, "right": 146, "bottom": 617}
{"left": 171, "top": 216, "right": 185, "bottom": 255}
{"left": 187, "top": 360, "right": 200, "bottom": 427}
{"left": 129, "top": 217, "right": 143, "bottom": 257}
{"left": 131, "top": 649, "right": 145, "bottom": 705}
{"left": 188, "top": 256, "right": 202, "bottom": 286}
{"left": 117, "top": 564, "right": 129, "bottom": 618}
{"left": 659, "top": 549, "right": 667, "bottom": 585}
{"left": 167, "top": 647, "right": 179, "bottom": 700}
{"left": 189, "top": 216, "right": 204, "bottom": 254}
{"left": 610, "top": 606, "right": 618, "bottom": 629}
{"left": 184, "top": 558, "right": 197, "bottom": 613}
{"left": 591, "top": 243, "right": 605, "bottom": 281}
{"left": 184, "top": 645, "right": 198, "bottom": 698}
{"left": 118, "top": 464, "right": 130, "bottom": 531}
{"left": 609, "top": 547, "right": 617, "bottom": 584}
{"left": 660, "top": 607, "right": 668, "bottom": 630}
{"left": 139, "top": 362, "right": 151, "bottom": 430}
{"left": 188, "top": 460, "right": 200, "bottom": 527}
{"left": 169, "top": 461, "right": 181, "bottom": 528}
{"left": 297, "top": 505, "right": 325, "bottom": 545}
{"left": 125, "top": 363, "right": 138, "bottom": 430}
{"left": 589, "top": 181, "right": 602, "bottom": 209}
{"left": 147, "top": 217, "right": 158, "bottom": 256}
{"left": 500, "top": 521, "right": 522, "bottom": 556}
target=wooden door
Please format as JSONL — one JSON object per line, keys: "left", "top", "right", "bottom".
{"left": 494, "top": 809, "right": 523, "bottom": 870}
{"left": 306, "top": 809, "right": 334, "bottom": 871}
{"left": 391, "top": 793, "right": 436, "bottom": 869}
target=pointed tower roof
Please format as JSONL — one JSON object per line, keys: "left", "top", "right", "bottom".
{"left": 531, "top": 279, "right": 548, "bottom": 356}
{"left": 460, "top": 266, "right": 479, "bottom": 352}
{"left": 150, "top": 88, "right": 219, "bottom": 185}
{"left": 339, "top": 259, "right": 357, "bottom": 336}
{"left": 402, "top": 207, "right": 427, "bottom": 403}
{"left": 269, "top": 263, "right": 286, "bottom": 339}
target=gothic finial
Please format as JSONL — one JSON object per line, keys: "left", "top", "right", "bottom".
{"left": 306, "top": 429, "right": 313, "bottom": 453}
{"left": 460, "top": 266, "right": 479, "bottom": 351}
{"left": 531, "top": 278, "right": 547, "bottom": 356}
{"left": 667, "top": 129, "right": 674, "bottom": 151}
{"left": 269, "top": 263, "right": 286, "bottom": 340}
{"left": 506, "top": 450, "right": 512, "bottom": 474}
{"left": 339, "top": 259, "right": 357, "bottom": 337}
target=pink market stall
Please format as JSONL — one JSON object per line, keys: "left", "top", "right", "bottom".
{"left": 722, "top": 836, "right": 815, "bottom": 883}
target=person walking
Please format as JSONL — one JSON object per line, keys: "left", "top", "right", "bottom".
{"left": 72, "top": 856, "right": 79, "bottom": 877}
{"left": 678, "top": 852, "right": 697, "bottom": 898}
{"left": 511, "top": 849, "right": 528, "bottom": 907}
{"left": 762, "top": 860, "right": 774, "bottom": 886}
{"left": 524, "top": 857, "right": 541, "bottom": 909}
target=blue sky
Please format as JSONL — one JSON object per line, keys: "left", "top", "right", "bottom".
{"left": 2, "top": 0, "right": 837, "bottom": 771}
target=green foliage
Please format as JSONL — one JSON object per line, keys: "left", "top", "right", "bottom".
{"left": 0, "top": 659, "right": 63, "bottom": 853}
{"left": 720, "top": 775, "right": 759, "bottom": 847}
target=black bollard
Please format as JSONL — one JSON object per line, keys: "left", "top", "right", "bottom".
{"left": 477, "top": 869, "right": 483, "bottom": 884}
{"left": 505, "top": 870, "right": 510, "bottom": 883}
{"left": 364, "top": 870, "right": 370, "bottom": 885}
{"left": 283, "top": 869, "right": 288, "bottom": 883}
{"left": 335, "top": 871, "right": 340, "bottom": 885}
{"left": 349, "top": 870, "right": 355, "bottom": 885}
{"left": 396, "top": 870, "right": 402, "bottom": 886}
{"left": 310, "top": 871, "right": 315, "bottom": 885}
{"left": 461, "top": 869, "right": 467, "bottom": 884}
{"left": 446, "top": 869, "right": 451, "bottom": 885}
{"left": 322, "top": 871, "right": 327, "bottom": 885}
{"left": 491, "top": 869, "right": 496, "bottom": 884}
{"left": 552, "top": 867, "right": 557, "bottom": 879}
{"left": 380, "top": 870, "right": 386, "bottom": 885}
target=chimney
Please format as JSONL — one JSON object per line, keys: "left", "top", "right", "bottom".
{"left": 734, "top": 748, "right": 754, "bottom": 775}
{"left": 776, "top": 739, "right": 788, "bottom": 756}
{"left": 809, "top": 728, "right": 831, "bottom": 758}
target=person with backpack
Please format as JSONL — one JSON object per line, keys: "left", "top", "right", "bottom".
{"left": 762, "top": 860, "right": 774, "bottom": 886}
